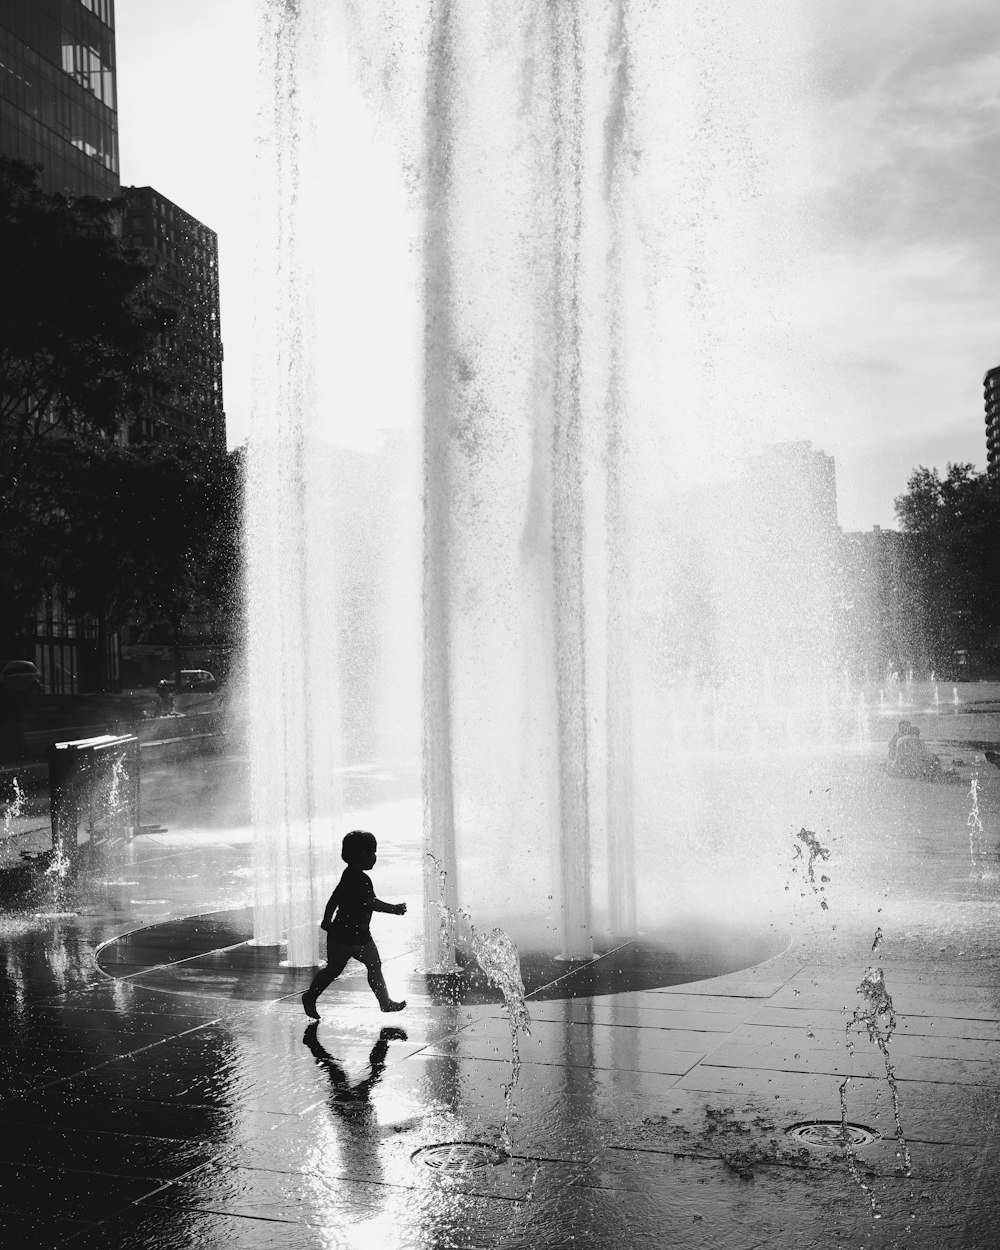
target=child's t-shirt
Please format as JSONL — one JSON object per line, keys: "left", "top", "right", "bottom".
{"left": 324, "top": 866, "right": 379, "bottom": 944}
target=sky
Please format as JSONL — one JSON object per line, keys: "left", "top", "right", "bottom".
{"left": 115, "top": 0, "right": 1000, "bottom": 532}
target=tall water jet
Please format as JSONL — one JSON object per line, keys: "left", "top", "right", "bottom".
{"left": 245, "top": 0, "right": 341, "bottom": 967}
{"left": 417, "top": 2, "right": 645, "bottom": 961}
{"left": 248, "top": 0, "right": 826, "bottom": 967}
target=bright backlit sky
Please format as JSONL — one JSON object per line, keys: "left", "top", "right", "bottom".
{"left": 115, "top": 0, "right": 1000, "bottom": 532}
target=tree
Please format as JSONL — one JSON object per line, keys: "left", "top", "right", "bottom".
{"left": 61, "top": 442, "right": 242, "bottom": 690}
{"left": 894, "top": 464, "right": 1000, "bottom": 674}
{"left": 0, "top": 158, "right": 178, "bottom": 660}
{"left": 0, "top": 158, "right": 169, "bottom": 506}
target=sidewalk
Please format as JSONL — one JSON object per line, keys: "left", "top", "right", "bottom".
{"left": 0, "top": 749, "right": 997, "bottom": 1249}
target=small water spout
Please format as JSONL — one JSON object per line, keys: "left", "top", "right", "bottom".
{"left": 967, "top": 775, "right": 985, "bottom": 871}
{"left": 840, "top": 960, "right": 913, "bottom": 1227}
{"left": 461, "top": 911, "right": 531, "bottom": 1153}
{"left": 2, "top": 777, "right": 25, "bottom": 841}
{"left": 790, "top": 828, "right": 831, "bottom": 911}
{"left": 424, "top": 851, "right": 459, "bottom": 973}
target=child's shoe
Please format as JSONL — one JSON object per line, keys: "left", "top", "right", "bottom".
{"left": 302, "top": 991, "right": 320, "bottom": 1020}
{"left": 380, "top": 999, "right": 406, "bottom": 1013}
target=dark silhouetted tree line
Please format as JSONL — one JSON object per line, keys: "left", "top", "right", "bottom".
{"left": 0, "top": 158, "right": 240, "bottom": 686}
{"left": 894, "top": 462, "right": 1000, "bottom": 675}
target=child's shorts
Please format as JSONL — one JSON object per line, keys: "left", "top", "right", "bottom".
{"left": 326, "top": 937, "right": 380, "bottom": 966}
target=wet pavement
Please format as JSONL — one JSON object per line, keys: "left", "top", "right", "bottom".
{"left": 0, "top": 747, "right": 998, "bottom": 1247}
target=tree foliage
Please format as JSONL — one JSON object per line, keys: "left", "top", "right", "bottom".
{"left": 0, "top": 158, "right": 240, "bottom": 678}
{"left": 894, "top": 463, "right": 1000, "bottom": 671}
{"left": 0, "top": 435, "right": 240, "bottom": 671}
{"left": 0, "top": 158, "right": 169, "bottom": 503}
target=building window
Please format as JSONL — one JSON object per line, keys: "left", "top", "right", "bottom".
{"left": 78, "top": 0, "right": 114, "bottom": 30}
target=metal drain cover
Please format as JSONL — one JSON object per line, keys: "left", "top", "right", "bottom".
{"left": 786, "top": 1121, "right": 880, "bottom": 1149}
{"left": 412, "top": 1141, "right": 507, "bottom": 1172}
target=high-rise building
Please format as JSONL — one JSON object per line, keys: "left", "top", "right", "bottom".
{"left": 0, "top": 0, "right": 119, "bottom": 198}
{"left": 122, "top": 185, "right": 226, "bottom": 447}
{"left": 984, "top": 364, "right": 1000, "bottom": 480}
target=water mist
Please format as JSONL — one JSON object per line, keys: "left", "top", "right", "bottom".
{"left": 246, "top": 0, "right": 824, "bottom": 966}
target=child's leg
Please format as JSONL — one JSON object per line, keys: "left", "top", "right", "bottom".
{"left": 357, "top": 940, "right": 405, "bottom": 1012}
{"left": 302, "top": 942, "right": 353, "bottom": 1017}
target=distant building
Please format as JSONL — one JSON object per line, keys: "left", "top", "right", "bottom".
{"left": 703, "top": 441, "right": 842, "bottom": 690}
{"left": 745, "top": 440, "right": 839, "bottom": 534}
{"left": 984, "top": 364, "right": 1000, "bottom": 480}
{"left": 0, "top": 0, "right": 119, "bottom": 198}
{"left": 122, "top": 186, "right": 226, "bottom": 448}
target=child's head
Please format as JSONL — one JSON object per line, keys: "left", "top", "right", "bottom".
{"left": 342, "top": 829, "right": 377, "bottom": 867}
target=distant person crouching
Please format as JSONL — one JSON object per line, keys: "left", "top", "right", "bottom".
{"left": 885, "top": 722, "right": 942, "bottom": 780}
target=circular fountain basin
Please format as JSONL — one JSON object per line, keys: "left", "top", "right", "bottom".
{"left": 96, "top": 908, "right": 786, "bottom": 1003}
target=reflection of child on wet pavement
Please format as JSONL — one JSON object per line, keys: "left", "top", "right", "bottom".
{"left": 302, "top": 830, "right": 407, "bottom": 1020}
{"left": 302, "top": 1022, "right": 407, "bottom": 1109}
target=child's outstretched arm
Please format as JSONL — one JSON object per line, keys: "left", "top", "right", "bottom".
{"left": 372, "top": 897, "right": 407, "bottom": 916}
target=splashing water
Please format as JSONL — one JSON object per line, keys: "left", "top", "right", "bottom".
{"left": 967, "top": 775, "right": 985, "bottom": 871}
{"left": 462, "top": 912, "right": 531, "bottom": 1154}
{"left": 424, "top": 851, "right": 459, "bottom": 973}
{"left": 840, "top": 961, "right": 912, "bottom": 1225}
{"left": 790, "top": 828, "right": 831, "bottom": 911}
{"left": 2, "top": 777, "right": 25, "bottom": 841}
{"left": 43, "top": 842, "right": 73, "bottom": 911}
{"left": 247, "top": 0, "right": 844, "bottom": 971}
{"left": 423, "top": 852, "right": 530, "bottom": 1149}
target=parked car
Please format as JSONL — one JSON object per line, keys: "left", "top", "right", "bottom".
{"left": 0, "top": 660, "right": 43, "bottom": 693}
{"left": 161, "top": 670, "right": 219, "bottom": 693}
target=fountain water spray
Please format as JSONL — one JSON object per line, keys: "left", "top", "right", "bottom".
{"left": 967, "top": 775, "right": 985, "bottom": 871}
{"left": 246, "top": 0, "right": 342, "bottom": 966}
{"left": 790, "top": 827, "right": 831, "bottom": 911}
{"left": 840, "top": 959, "right": 912, "bottom": 1225}
{"left": 249, "top": 0, "right": 831, "bottom": 972}
{"left": 425, "top": 852, "right": 530, "bottom": 1149}
{"left": 2, "top": 777, "right": 24, "bottom": 842}
{"left": 463, "top": 913, "right": 531, "bottom": 1153}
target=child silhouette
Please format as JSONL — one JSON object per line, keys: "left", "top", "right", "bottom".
{"left": 302, "top": 829, "right": 407, "bottom": 1019}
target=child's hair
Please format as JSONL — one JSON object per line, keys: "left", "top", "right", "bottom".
{"left": 342, "top": 829, "right": 377, "bottom": 864}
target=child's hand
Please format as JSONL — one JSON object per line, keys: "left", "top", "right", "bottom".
{"left": 394, "top": 903, "right": 407, "bottom": 916}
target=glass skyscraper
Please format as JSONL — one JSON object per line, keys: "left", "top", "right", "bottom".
{"left": 0, "top": 0, "right": 118, "bottom": 197}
